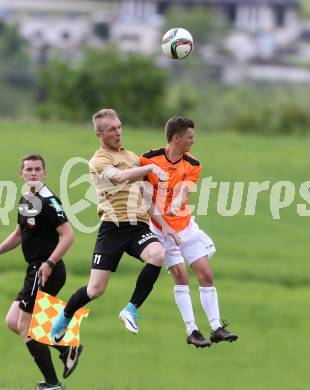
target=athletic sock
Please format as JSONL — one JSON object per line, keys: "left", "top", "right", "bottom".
{"left": 123, "top": 302, "right": 137, "bottom": 316}
{"left": 50, "top": 344, "right": 69, "bottom": 355}
{"left": 64, "top": 286, "right": 92, "bottom": 318}
{"left": 174, "top": 285, "right": 198, "bottom": 335}
{"left": 26, "top": 339, "right": 59, "bottom": 385}
{"left": 199, "top": 286, "right": 221, "bottom": 331}
{"left": 130, "top": 263, "right": 161, "bottom": 308}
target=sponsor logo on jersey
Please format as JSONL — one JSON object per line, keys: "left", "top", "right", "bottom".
{"left": 19, "top": 204, "right": 39, "bottom": 216}
{"left": 49, "top": 198, "right": 63, "bottom": 213}
{"left": 27, "top": 217, "right": 36, "bottom": 228}
{"left": 21, "top": 300, "right": 28, "bottom": 307}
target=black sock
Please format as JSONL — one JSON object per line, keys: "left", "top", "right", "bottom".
{"left": 64, "top": 286, "right": 92, "bottom": 318}
{"left": 50, "top": 344, "right": 69, "bottom": 355}
{"left": 26, "top": 339, "right": 59, "bottom": 385}
{"left": 130, "top": 263, "right": 161, "bottom": 308}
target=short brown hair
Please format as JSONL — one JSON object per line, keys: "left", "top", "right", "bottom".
{"left": 20, "top": 154, "right": 46, "bottom": 170}
{"left": 165, "top": 116, "right": 195, "bottom": 142}
{"left": 92, "top": 108, "right": 118, "bottom": 132}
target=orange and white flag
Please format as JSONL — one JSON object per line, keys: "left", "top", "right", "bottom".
{"left": 28, "top": 291, "right": 89, "bottom": 346}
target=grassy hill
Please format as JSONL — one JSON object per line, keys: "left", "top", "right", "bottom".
{"left": 0, "top": 121, "right": 309, "bottom": 389}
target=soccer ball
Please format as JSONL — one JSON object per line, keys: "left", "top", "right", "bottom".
{"left": 161, "top": 28, "right": 193, "bottom": 60}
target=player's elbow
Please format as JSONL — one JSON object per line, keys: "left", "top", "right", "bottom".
{"left": 113, "top": 171, "right": 126, "bottom": 184}
{"left": 5, "top": 314, "right": 19, "bottom": 334}
{"left": 15, "top": 227, "right": 22, "bottom": 242}
{"left": 61, "top": 227, "right": 75, "bottom": 245}
{"left": 66, "top": 231, "right": 75, "bottom": 245}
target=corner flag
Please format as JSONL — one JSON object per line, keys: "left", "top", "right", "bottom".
{"left": 28, "top": 291, "right": 89, "bottom": 346}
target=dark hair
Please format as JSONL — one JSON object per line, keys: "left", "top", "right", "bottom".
{"left": 20, "top": 154, "right": 46, "bottom": 170}
{"left": 165, "top": 116, "right": 195, "bottom": 142}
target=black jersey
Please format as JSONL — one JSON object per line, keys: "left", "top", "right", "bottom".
{"left": 17, "top": 185, "right": 68, "bottom": 264}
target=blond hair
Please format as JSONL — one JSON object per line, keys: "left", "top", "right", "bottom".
{"left": 92, "top": 108, "right": 118, "bottom": 132}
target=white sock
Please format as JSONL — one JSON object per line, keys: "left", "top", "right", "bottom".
{"left": 174, "top": 285, "right": 198, "bottom": 335}
{"left": 199, "top": 286, "right": 221, "bottom": 331}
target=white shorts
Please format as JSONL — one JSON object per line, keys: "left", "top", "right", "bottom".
{"left": 150, "top": 217, "right": 216, "bottom": 269}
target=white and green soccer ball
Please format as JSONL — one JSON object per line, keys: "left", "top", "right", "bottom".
{"left": 161, "top": 28, "right": 194, "bottom": 60}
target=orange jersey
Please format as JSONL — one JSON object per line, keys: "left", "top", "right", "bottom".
{"left": 140, "top": 148, "right": 201, "bottom": 232}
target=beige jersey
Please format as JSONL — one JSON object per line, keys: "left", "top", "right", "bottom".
{"left": 89, "top": 146, "right": 149, "bottom": 224}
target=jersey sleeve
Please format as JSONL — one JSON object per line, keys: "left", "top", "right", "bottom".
{"left": 89, "top": 154, "right": 113, "bottom": 175}
{"left": 139, "top": 155, "right": 153, "bottom": 182}
{"left": 89, "top": 153, "right": 122, "bottom": 182}
{"left": 44, "top": 196, "right": 68, "bottom": 228}
{"left": 17, "top": 197, "right": 23, "bottom": 225}
{"left": 181, "top": 164, "right": 202, "bottom": 192}
{"left": 187, "top": 165, "right": 201, "bottom": 184}
{"left": 139, "top": 155, "right": 152, "bottom": 167}
{"left": 17, "top": 206, "right": 21, "bottom": 225}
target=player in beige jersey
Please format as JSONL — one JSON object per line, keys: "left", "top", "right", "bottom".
{"left": 52, "top": 108, "right": 167, "bottom": 342}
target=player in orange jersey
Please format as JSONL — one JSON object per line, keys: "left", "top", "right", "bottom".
{"left": 140, "top": 116, "right": 238, "bottom": 348}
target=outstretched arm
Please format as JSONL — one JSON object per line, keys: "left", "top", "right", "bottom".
{"left": 0, "top": 224, "right": 22, "bottom": 254}
{"left": 108, "top": 164, "right": 167, "bottom": 184}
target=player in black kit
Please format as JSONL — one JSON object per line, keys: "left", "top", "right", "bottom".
{"left": 0, "top": 154, "right": 81, "bottom": 390}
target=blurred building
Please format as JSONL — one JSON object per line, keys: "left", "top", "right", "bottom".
{"left": 0, "top": 0, "right": 115, "bottom": 63}
{"left": 0, "top": 0, "right": 301, "bottom": 59}
{"left": 0, "top": 0, "right": 164, "bottom": 61}
{"left": 1, "top": 0, "right": 310, "bottom": 83}
{"left": 122, "top": 0, "right": 299, "bottom": 35}
{"left": 119, "top": 0, "right": 300, "bottom": 60}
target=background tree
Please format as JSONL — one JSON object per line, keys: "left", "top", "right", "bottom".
{"left": 37, "top": 48, "right": 169, "bottom": 126}
{"left": 0, "top": 22, "right": 28, "bottom": 65}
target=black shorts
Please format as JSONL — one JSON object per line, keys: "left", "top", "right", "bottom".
{"left": 92, "top": 221, "right": 159, "bottom": 272}
{"left": 15, "top": 260, "right": 66, "bottom": 313}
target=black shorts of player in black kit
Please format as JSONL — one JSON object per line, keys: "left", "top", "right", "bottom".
{"left": 16, "top": 260, "right": 66, "bottom": 313}
{"left": 92, "top": 221, "right": 159, "bottom": 272}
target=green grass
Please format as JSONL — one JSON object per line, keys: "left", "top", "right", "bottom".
{"left": 0, "top": 121, "right": 309, "bottom": 389}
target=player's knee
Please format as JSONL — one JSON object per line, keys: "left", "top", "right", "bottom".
{"left": 149, "top": 247, "right": 165, "bottom": 266}
{"left": 197, "top": 270, "right": 214, "bottom": 286}
{"left": 171, "top": 268, "right": 189, "bottom": 285}
{"left": 176, "top": 272, "right": 189, "bottom": 285}
{"left": 87, "top": 285, "right": 105, "bottom": 299}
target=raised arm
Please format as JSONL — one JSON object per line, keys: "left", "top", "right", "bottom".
{"left": 0, "top": 224, "right": 22, "bottom": 254}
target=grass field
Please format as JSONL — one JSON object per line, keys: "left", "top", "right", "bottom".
{"left": 0, "top": 121, "right": 309, "bottom": 390}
